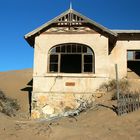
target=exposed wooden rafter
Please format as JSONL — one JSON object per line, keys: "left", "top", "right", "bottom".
{"left": 55, "top": 11, "right": 86, "bottom": 26}
{"left": 25, "top": 8, "right": 118, "bottom": 46}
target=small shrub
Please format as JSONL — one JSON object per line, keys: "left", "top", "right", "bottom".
{"left": 111, "top": 91, "right": 119, "bottom": 100}
{"left": 98, "top": 79, "right": 117, "bottom": 92}
{"left": 98, "top": 79, "right": 129, "bottom": 100}
{"left": 99, "top": 79, "right": 129, "bottom": 92}
{"left": 119, "top": 79, "right": 129, "bottom": 91}
{"left": 0, "top": 90, "right": 6, "bottom": 100}
{"left": 0, "top": 90, "right": 20, "bottom": 117}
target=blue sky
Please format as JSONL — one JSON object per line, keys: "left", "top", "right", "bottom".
{"left": 0, "top": 0, "right": 140, "bottom": 71}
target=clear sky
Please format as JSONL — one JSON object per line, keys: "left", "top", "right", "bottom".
{"left": 0, "top": 0, "right": 140, "bottom": 71}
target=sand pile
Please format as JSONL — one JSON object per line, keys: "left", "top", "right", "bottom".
{"left": 0, "top": 69, "right": 140, "bottom": 140}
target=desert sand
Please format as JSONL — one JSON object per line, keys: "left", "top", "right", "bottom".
{"left": 0, "top": 69, "right": 140, "bottom": 140}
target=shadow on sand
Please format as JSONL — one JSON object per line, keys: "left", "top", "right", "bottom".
{"left": 21, "top": 79, "right": 33, "bottom": 114}
{"left": 98, "top": 104, "right": 118, "bottom": 114}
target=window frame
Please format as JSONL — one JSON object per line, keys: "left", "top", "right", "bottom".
{"left": 48, "top": 43, "right": 95, "bottom": 73}
{"left": 127, "top": 50, "right": 140, "bottom": 61}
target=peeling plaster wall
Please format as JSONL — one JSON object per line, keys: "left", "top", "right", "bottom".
{"left": 33, "top": 33, "right": 109, "bottom": 77}
{"left": 109, "top": 40, "right": 140, "bottom": 79}
{"left": 32, "top": 33, "right": 110, "bottom": 119}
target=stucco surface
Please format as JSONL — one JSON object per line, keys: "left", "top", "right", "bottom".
{"left": 32, "top": 32, "right": 140, "bottom": 119}
{"left": 109, "top": 40, "right": 140, "bottom": 78}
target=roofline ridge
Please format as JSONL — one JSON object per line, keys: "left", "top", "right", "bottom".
{"left": 25, "top": 8, "right": 118, "bottom": 46}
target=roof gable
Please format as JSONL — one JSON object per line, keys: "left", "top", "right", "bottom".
{"left": 25, "top": 8, "right": 117, "bottom": 46}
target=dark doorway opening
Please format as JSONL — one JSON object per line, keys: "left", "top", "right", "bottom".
{"left": 127, "top": 50, "right": 140, "bottom": 78}
{"left": 60, "top": 54, "right": 81, "bottom": 73}
{"left": 127, "top": 61, "right": 140, "bottom": 78}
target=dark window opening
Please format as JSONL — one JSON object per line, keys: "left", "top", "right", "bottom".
{"left": 84, "top": 64, "right": 93, "bottom": 72}
{"left": 72, "top": 45, "right": 76, "bottom": 53}
{"left": 49, "top": 55, "right": 58, "bottom": 72}
{"left": 50, "top": 64, "right": 58, "bottom": 72}
{"left": 84, "top": 55, "right": 92, "bottom": 63}
{"left": 61, "top": 54, "right": 81, "bottom": 73}
{"left": 127, "top": 50, "right": 140, "bottom": 60}
{"left": 50, "top": 55, "right": 58, "bottom": 63}
{"left": 49, "top": 43, "right": 94, "bottom": 73}
{"left": 84, "top": 55, "right": 93, "bottom": 72}
{"left": 135, "top": 51, "right": 140, "bottom": 59}
{"left": 127, "top": 50, "right": 140, "bottom": 78}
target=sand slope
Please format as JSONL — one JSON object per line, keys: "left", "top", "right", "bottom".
{"left": 0, "top": 69, "right": 32, "bottom": 113}
{"left": 0, "top": 69, "right": 140, "bottom": 140}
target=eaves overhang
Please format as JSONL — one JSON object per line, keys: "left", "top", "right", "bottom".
{"left": 24, "top": 8, "right": 118, "bottom": 47}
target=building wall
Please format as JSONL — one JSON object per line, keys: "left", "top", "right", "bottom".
{"left": 31, "top": 33, "right": 110, "bottom": 119}
{"left": 33, "top": 33, "right": 109, "bottom": 93}
{"left": 109, "top": 40, "right": 140, "bottom": 79}
{"left": 31, "top": 32, "right": 140, "bottom": 119}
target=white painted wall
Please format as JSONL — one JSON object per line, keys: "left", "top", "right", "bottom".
{"left": 33, "top": 33, "right": 109, "bottom": 93}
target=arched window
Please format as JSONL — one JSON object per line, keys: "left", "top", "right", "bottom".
{"left": 48, "top": 43, "right": 95, "bottom": 73}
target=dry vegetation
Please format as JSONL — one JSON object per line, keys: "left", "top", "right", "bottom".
{"left": 0, "top": 69, "right": 140, "bottom": 140}
{"left": 0, "top": 90, "right": 20, "bottom": 117}
{"left": 98, "top": 79, "right": 140, "bottom": 100}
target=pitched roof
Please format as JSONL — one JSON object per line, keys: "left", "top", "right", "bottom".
{"left": 24, "top": 8, "right": 117, "bottom": 46}
{"left": 112, "top": 30, "right": 140, "bottom": 34}
{"left": 112, "top": 30, "right": 140, "bottom": 40}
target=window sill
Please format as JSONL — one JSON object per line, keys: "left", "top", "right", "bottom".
{"left": 33, "top": 73, "right": 109, "bottom": 78}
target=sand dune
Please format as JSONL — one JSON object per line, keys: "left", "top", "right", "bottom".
{"left": 0, "top": 69, "right": 140, "bottom": 140}
{"left": 0, "top": 69, "right": 32, "bottom": 114}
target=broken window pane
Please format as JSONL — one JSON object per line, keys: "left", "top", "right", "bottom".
{"left": 60, "top": 54, "right": 81, "bottom": 73}
{"left": 50, "top": 55, "right": 58, "bottom": 63}
{"left": 135, "top": 51, "right": 140, "bottom": 59}
{"left": 72, "top": 45, "right": 76, "bottom": 53}
{"left": 56, "top": 47, "right": 60, "bottom": 53}
{"left": 67, "top": 44, "right": 71, "bottom": 53}
{"left": 84, "top": 55, "right": 92, "bottom": 63}
{"left": 61, "top": 45, "right": 65, "bottom": 53}
{"left": 77, "top": 45, "right": 82, "bottom": 53}
{"left": 84, "top": 64, "right": 92, "bottom": 72}
{"left": 49, "top": 43, "right": 94, "bottom": 73}
{"left": 50, "top": 64, "right": 58, "bottom": 72}
{"left": 83, "top": 46, "right": 87, "bottom": 53}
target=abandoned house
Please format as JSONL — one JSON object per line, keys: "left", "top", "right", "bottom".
{"left": 24, "top": 7, "right": 140, "bottom": 119}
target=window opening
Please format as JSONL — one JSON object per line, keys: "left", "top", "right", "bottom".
{"left": 127, "top": 50, "right": 140, "bottom": 78}
{"left": 49, "top": 43, "right": 94, "bottom": 73}
{"left": 127, "top": 50, "right": 140, "bottom": 61}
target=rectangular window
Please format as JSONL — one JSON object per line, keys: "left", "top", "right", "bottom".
{"left": 127, "top": 50, "right": 140, "bottom": 61}
{"left": 72, "top": 45, "right": 76, "bottom": 53}
{"left": 60, "top": 54, "right": 81, "bottom": 73}
{"left": 83, "top": 55, "right": 93, "bottom": 72}
{"left": 49, "top": 55, "right": 58, "bottom": 72}
{"left": 127, "top": 51, "right": 134, "bottom": 60}
{"left": 67, "top": 44, "right": 71, "bottom": 53}
{"left": 135, "top": 51, "right": 140, "bottom": 59}
{"left": 61, "top": 45, "right": 65, "bottom": 53}
{"left": 56, "top": 47, "right": 60, "bottom": 53}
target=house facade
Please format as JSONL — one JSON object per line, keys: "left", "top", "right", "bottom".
{"left": 25, "top": 8, "right": 140, "bottom": 119}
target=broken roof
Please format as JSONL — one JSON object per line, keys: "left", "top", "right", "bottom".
{"left": 24, "top": 8, "right": 118, "bottom": 46}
